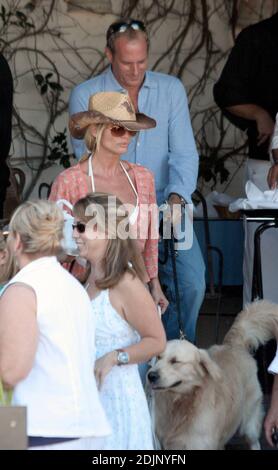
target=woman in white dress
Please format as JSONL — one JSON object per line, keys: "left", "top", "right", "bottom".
{"left": 73, "top": 193, "right": 166, "bottom": 450}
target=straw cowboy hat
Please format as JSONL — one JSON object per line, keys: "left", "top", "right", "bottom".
{"left": 69, "top": 91, "right": 156, "bottom": 139}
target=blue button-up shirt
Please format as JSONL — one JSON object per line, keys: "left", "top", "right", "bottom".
{"left": 69, "top": 67, "right": 199, "bottom": 205}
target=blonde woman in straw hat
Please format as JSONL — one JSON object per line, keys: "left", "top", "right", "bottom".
{"left": 49, "top": 91, "right": 168, "bottom": 313}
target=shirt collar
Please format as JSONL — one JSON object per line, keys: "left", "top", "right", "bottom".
{"left": 18, "top": 256, "right": 58, "bottom": 274}
{"left": 104, "top": 66, "right": 158, "bottom": 91}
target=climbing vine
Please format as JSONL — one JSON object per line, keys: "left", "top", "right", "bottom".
{"left": 1, "top": 0, "right": 277, "bottom": 197}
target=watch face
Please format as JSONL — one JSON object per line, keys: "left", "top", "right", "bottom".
{"left": 117, "top": 351, "right": 129, "bottom": 365}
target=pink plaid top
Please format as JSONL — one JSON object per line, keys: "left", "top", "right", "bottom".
{"left": 49, "top": 161, "right": 158, "bottom": 280}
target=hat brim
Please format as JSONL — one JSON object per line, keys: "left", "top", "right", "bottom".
{"left": 69, "top": 110, "right": 156, "bottom": 139}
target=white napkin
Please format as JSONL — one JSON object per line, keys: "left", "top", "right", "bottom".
{"left": 229, "top": 181, "right": 278, "bottom": 212}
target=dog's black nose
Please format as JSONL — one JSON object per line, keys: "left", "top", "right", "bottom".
{"left": 148, "top": 370, "right": 159, "bottom": 383}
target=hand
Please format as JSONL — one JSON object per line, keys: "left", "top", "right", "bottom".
{"left": 167, "top": 194, "right": 184, "bottom": 226}
{"left": 267, "top": 164, "right": 278, "bottom": 190}
{"left": 149, "top": 278, "right": 169, "bottom": 314}
{"left": 255, "top": 110, "right": 275, "bottom": 146}
{"left": 94, "top": 351, "right": 117, "bottom": 389}
{"left": 264, "top": 404, "right": 278, "bottom": 447}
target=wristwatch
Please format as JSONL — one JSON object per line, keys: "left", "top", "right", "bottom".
{"left": 116, "top": 349, "right": 129, "bottom": 365}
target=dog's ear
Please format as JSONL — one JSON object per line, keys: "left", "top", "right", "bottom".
{"left": 199, "top": 349, "right": 222, "bottom": 381}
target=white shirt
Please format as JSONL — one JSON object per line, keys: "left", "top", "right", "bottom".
{"left": 2, "top": 257, "right": 111, "bottom": 438}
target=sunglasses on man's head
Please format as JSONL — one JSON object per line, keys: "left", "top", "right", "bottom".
{"left": 106, "top": 20, "right": 146, "bottom": 42}
{"left": 72, "top": 222, "right": 86, "bottom": 234}
{"left": 110, "top": 126, "right": 137, "bottom": 138}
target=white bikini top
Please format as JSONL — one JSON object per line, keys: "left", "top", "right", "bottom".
{"left": 88, "top": 155, "right": 139, "bottom": 225}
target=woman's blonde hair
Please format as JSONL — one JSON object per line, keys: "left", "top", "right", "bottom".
{"left": 0, "top": 232, "right": 17, "bottom": 283}
{"left": 82, "top": 124, "right": 106, "bottom": 160}
{"left": 9, "top": 200, "right": 64, "bottom": 256}
{"left": 73, "top": 192, "right": 146, "bottom": 289}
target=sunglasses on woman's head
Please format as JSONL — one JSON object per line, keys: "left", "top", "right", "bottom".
{"left": 72, "top": 222, "right": 86, "bottom": 234}
{"left": 110, "top": 126, "right": 137, "bottom": 138}
{"left": 106, "top": 20, "right": 146, "bottom": 42}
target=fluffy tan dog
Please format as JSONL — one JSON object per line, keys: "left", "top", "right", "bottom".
{"left": 148, "top": 301, "right": 278, "bottom": 450}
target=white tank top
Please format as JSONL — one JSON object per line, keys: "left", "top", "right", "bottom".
{"left": 2, "top": 256, "right": 111, "bottom": 438}
{"left": 88, "top": 155, "right": 139, "bottom": 225}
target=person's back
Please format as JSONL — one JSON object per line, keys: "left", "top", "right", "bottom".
{"left": 6, "top": 256, "right": 108, "bottom": 438}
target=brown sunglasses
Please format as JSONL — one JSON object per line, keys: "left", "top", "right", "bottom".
{"left": 110, "top": 126, "right": 138, "bottom": 138}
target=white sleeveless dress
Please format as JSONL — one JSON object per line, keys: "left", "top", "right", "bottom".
{"left": 90, "top": 289, "right": 154, "bottom": 450}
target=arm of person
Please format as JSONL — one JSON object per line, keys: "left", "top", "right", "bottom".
{"left": 267, "top": 150, "right": 278, "bottom": 190}
{"left": 0, "top": 284, "right": 38, "bottom": 388}
{"left": 226, "top": 104, "right": 274, "bottom": 146}
{"left": 94, "top": 274, "right": 166, "bottom": 387}
{"left": 141, "top": 170, "right": 169, "bottom": 313}
{"left": 267, "top": 114, "right": 278, "bottom": 189}
{"left": 164, "top": 78, "right": 199, "bottom": 204}
{"left": 264, "top": 374, "right": 278, "bottom": 447}
{"left": 148, "top": 277, "right": 168, "bottom": 314}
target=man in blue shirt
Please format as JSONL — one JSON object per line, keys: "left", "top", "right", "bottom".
{"left": 69, "top": 18, "right": 205, "bottom": 342}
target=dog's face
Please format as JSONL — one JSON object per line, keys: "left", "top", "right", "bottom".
{"left": 148, "top": 339, "right": 221, "bottom": 394}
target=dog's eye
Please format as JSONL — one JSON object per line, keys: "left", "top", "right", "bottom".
{"left": 157, "top": 355, "right": 161, "bottom": 361}
{"left": 170, "top": 357, "right": 178, "bottom": 364}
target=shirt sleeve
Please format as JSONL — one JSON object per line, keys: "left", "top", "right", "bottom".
{"left": 164, "top": 78, "right": 199, "bottom": 204}
{"left": 48, "top": 173, "right": 73, "bottom": 214}
{"left": 213, "top": 28, "right": 260, "bottom": 131}
{"left": 142, "top": 172, "right": 158, "bottom": 280}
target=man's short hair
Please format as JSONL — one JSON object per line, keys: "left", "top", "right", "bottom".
{"left": 106, "top": 18, "right": 149, "bottom": 53}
